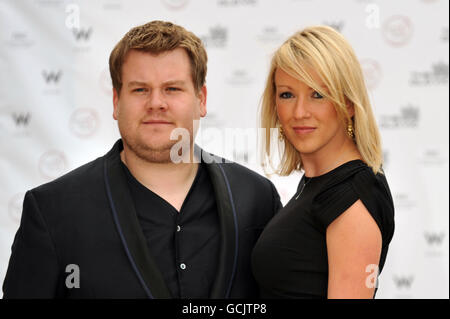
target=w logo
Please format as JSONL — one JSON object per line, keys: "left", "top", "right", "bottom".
{"left": 424, "top": 232, "right": 445, "bottom": 245}
{"left": 72, "top": 27, "right": 93, "bottom": 41}
{"left": 42, "top": 70, "right": 62, "bottom": 84}
{"left": 393, "top": 276, "right": 413, "bottom": 289}
{"left": 12, "top": 112, "right": 31, "bottom": 126}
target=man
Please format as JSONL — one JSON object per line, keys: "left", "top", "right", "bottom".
{"left": 2, "top": 21, "right": 281, "bottom": 298}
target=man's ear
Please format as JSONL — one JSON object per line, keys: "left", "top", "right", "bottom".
{"left": 113, "top": 88, "right": 119, "bottom": 120}
{"left": 198, "top": 85, "right": 207, "bottom": 117}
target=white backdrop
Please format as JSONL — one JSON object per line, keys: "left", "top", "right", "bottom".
{"left": 0, "top": 0, "right": 448, "bottom": 299}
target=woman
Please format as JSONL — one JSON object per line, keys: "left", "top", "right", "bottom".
{"left": 252, "top": 26, "right": 395, "bottom": 299}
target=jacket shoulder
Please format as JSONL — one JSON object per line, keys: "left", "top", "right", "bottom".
{"left": 220, "top": 162, "right": 272, "bottom": 184}
{"left": 31, "top": 155, "right": 104, "bottom": 196}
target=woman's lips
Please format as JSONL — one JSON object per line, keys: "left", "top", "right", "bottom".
{"left": 293, "top": 126, "right": 316, "bottom": 134}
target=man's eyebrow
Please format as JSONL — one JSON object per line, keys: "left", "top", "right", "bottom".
{"left": 127, "top": 81, "right": 147, "bottom": 87}
{"left": 163, "top": 80, "right": 187, "bottom": 86}
{"left": 126, "top": 80, "right": 188, "bottom": 87}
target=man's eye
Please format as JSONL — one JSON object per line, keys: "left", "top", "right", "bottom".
{"left": 279, "top": 92, "right": 293, "bottom": 99}
{"left": 133, "top": 88, "right": 147, "bottom": 93}
{"left": 312, "top": 91, "right": 324, "bottom": 99}
{"left": 167, "top": 87, "right": 180, "bottom": 92}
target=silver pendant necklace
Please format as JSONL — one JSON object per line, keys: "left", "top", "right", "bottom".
{"left": 295, "top": 151, "right": 355, "bottom": 200}
{"left": 295, "top": 177, "right": 311, "bottom": 200}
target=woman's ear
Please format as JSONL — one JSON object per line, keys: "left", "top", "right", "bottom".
{"left": 346, "top": 100, "right": 355, "bottom": 118}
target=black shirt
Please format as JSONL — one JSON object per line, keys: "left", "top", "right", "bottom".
{"left": 251, "top": 160, "right": 395, "bottom": 298}
{"left": 122, "top": 161, "right": 220, "bottom": 298}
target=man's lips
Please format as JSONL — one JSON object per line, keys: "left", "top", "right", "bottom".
{"left": 142, "top": 120, "right": 173, "bottom": 125}
{"left": 293, "top": 126, "right": 316, "bottom": 134}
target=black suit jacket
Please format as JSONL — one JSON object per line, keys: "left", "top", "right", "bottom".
{"left": 3, "top": 140, "right": 281, "bottom": 298}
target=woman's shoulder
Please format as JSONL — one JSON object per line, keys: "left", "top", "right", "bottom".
{"left": 311, "top": 161, "right": 395, "bottom": 242}
{"left": 317, "top": 160, "right": 393, "bottom": 204}
{"left": 350, "top": 165, "right": 395, "bottom": 210}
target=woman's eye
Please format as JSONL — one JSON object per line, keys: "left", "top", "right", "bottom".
{"left": 312, "top": 91, "right": 324, "bottom": 99}
{"left": 279, "top": 92, "right": 293, "bottom": 99}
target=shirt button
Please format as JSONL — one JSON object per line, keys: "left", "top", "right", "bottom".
{"left": 177, "top": 225, "right": 181, "bottom": 232}
{"left": 180, "top": 263, "right": 186, "bottom": 270}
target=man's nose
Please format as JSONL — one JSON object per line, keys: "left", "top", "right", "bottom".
{"left": 147, "top": 90, "right": 168, "bottom": 111}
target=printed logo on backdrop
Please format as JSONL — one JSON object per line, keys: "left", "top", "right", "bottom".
{"left": 39, "top": 150, "right": 68, "bottom": 180}
{"left": 42, "top": 69, "right": 63, "bottom": 95}
{"left": 73, "top": 27, "right": 93, "bottom": 41}
{"left": 382, "top": 15, "right": 413, "bottom": 47}
{"left": 42, "top": 70, "right": 63, "bottom": 84}
{"left": 226, "top": 69, "right": 253, "bottom": 87}
{"left": 382, "top": 150, "right": 389, "bottom": 170}
{"left": 418, "top": 147, "right": 448, "bottom": 166}
{"left": 441, "top": 27, "right": 449, "bottom": 42}
{"left": 162, "top": 0, "right": 189, "bottom": 9}
{"left": 256, "top": 26, "right": 284, "bottom": 46}
{"left": 393, "top": 192, "right": 416, "bottom": 210}
{"left": 409, "top": 62, "right": 449, "bottom": 86}
{"left": 8, "top": 193, "right": 25, "bottom": 224}
{"left": 34, "top": 0, "right": 64, "bottom": 7}
{"left": 200, "top": 26, "right": 228, "bottom": 48}
{"left": 99, "top": 68, "right": 113, "bottom": 96}
{"left": 256, "top": 25, "right": 286, "bottom": 52}
{"left": 424, "top": 231, "right": 446, "bottom": 257}
{"left": 379, "top": 104, "right": 419, "bottom": 129}
{"left": 217, "top": 0, "right": 257, "bottom": 6}
{"left": 11, "top": 112, "right": 32, "bottom": 135}
{"left": 323, "top": 21, "right": 345, "bottom": 32}
{"left": 72, "top": 26, "right": 93, "bottom": 52}
{"left": 360, "top": 59, "right": 382, "bottom": 90}
{"left": 0, "top": 109, "right": 32, "bottom": 136}
{"left": 6, "top": 31, "right": 35, "bottom": 48}
{"left": 393, "top": 275, "right": 414, "bottom": 298}
{"left": 69, "top": 108, "right": 99, "bottom": 138}
{"left": 102, "top": 0, "right": 123, "bottom": 10}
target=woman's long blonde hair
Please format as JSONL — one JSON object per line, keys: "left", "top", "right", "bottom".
{"left": 260, "top": 25, "right": 383, "bottom": 175}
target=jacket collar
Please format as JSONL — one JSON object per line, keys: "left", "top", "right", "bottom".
{"left": 103, "top": 139, "right": 238, "bottom": 298}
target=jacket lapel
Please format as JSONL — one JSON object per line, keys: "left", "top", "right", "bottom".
{"left": 201, "top": 150, "right": 239, "bottom": 299}
{"left": 103, "top": 140, "right": 172, "bottom": 299}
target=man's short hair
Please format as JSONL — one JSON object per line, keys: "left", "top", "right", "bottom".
{"left": 109, "top": 20, "right": 207, "bottom": 95}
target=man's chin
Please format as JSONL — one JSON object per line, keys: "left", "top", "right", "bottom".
{"left": 125, "top": 139, "right": 177, "bottom": 164}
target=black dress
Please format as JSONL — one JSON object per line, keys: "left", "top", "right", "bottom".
{"left": 251, "top": 160, "right": 395, "bottom": 298}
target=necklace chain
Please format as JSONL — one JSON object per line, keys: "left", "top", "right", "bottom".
{"left": 295, "top": 178, "right": 311, "bottom": 200}
{"left": 294, "top": 151, "right": 357, "bottom": 200}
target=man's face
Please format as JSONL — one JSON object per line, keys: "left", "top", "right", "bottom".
{"left": 113, "top": 48, "right": 207, "bottom": 163}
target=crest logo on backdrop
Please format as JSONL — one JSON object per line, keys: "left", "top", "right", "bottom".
{"left": 360, "top": 59, "right": 382, "bottom": 90}
{"left": 162, "top": 0, "right": 189, "bottom": 9}
{"left": 38, "top": 150, "right": 68, "bottom": 180}
{"left": 69, "top": 108, "right": 100, "bottom": 139}
{"left": 382, "top": 15, "right": 413, "bottom": 47}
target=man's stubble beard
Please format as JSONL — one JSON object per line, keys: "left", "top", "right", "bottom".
{"left": 120, "top": 128, "right": 194, "bottom": 164}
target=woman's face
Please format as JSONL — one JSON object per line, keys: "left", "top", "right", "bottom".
{"left": 275, "top": 67, "right": 350, "bottom": 158}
